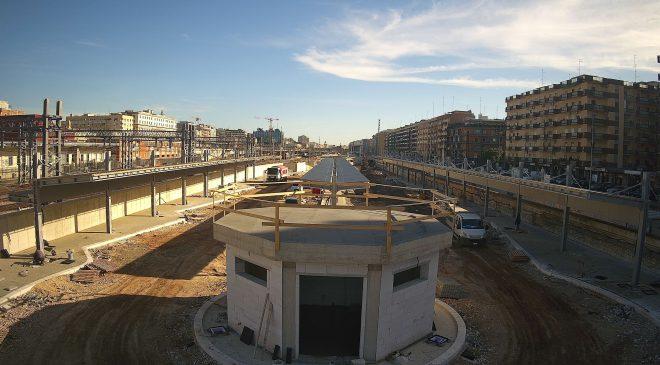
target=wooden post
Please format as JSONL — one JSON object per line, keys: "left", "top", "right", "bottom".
{"left": 386, "top": 207, "right": 392, "bottom": 256}
{"left": 212, "top": 194, "right": 216, "bottom": 223}
{"left": 365, "top": 184, "right": 370, "bottom": 206}
{"left": 275, "top": 205, "right": 281, "bottom": 252}
{"left": 222, "top": 192, "right": 227, "bottom": 217}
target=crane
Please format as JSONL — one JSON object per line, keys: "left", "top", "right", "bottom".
{"left": 254, "top": 116, "right": 279, "bottom": 156}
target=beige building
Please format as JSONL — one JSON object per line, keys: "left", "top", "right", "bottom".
{"left": 371, "top": 130, "right": 390, "bottom": 156}
{"left": 124, "top": 109, "right": 177, "bottom": 131}
{"left": 416, "top": 110, "right": 475, "bottom": 161}
{"left": 67, "top": 113, "right": 134, "bottom": 130}
{"left": 505, "top": 75, "right": 659, "bottom": 175}
{"left": 0, "top": 100, "right": 25, "bottom": 116}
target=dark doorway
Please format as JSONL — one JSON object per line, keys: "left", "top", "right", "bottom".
{"left": 299, "top": 275, "right": 363, "bottom": 356}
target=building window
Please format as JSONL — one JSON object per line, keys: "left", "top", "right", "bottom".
{"left": 393, "top": 262, "right": 428, "bottom": 290}
{"left": 235, "top": 257, "right": 267, "bottom": 286}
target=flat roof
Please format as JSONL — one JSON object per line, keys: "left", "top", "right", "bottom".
{"left": 215, "top": 207, "right": 448, "bottom": 246}
{"left": 301, "top": 157, "right": 368, "bottom": 183}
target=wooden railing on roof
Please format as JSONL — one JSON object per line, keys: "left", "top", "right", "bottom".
{"left": 210, "top": 181, "right": 455, "bottom": 256}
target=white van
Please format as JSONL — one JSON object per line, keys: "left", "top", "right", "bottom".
{"left": 452, "top": 212, "right": 487, "bottom": 246}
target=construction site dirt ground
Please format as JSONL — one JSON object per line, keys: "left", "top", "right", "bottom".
{"left": 0, "top": 174, "right": 658, "bottom": 364}
{"left": 0, "top": 182, "right": 290, "bottom": 365}
{"left": 361, "top": 167, "right": 660, "bottom": 365}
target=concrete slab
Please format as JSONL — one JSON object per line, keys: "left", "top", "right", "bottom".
{"left": 216, "top": 207, "right": 449, "bottom": 246}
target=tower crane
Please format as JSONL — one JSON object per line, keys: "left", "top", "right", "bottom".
{"left": 254, "top": 116, "right": 279, "bottom": 156}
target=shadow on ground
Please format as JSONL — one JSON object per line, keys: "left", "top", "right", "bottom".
{"left": 0, "top": 294, "right": 211, "bottom": 364}
{"left": 115, "top": 218, "right": 225, "bottom": 280}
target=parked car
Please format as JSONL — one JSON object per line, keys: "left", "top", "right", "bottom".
{"left": 451, "top": 212, "right": 487, "bottom": 246}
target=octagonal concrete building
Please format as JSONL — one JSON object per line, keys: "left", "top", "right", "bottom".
{"left": 214, "top": 203, "right": 451, "bottom": 362}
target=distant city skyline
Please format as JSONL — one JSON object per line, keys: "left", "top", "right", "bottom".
{"left": 1, "top": 0, "right": 658, "bottom": 144}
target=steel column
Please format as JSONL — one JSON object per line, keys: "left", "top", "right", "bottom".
{"left": 632, "top": 172, "right": 651, "bottom": 284}
{"left": 150, "top": 178, "right": 157, "bottom": 217}
{"left": 105, "top": 184, "right": 112, "bottom": 234}
{"left": 181, "top": 176, "right": 187, "bottom": 205}
{"left": 514, "top": 183, "right": 522, "bottom": 229}
{"left": 33, "top": 149, "right": 44, "bottom": 258}
{"left": 203, "top": 172, "right": 209, "bottom": 197}
{"left": 560, "top": 194, "right": 570, "bottom": 252}
{"left": 483, "top": 185, "right": 490, "bottom": 218}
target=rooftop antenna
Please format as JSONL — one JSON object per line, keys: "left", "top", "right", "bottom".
{"left": 634, "top": 55, "right": 637, "bottom": 82}
{"left": 377, "top": 119, "right": 381, "bottom": 133}
{"left": 541, "top": 68, "right": 544, "bottom": 87}
{"left": 479, "top": 97, "right": 482, "bottom": 115}
{"left": 578, "top": 58, "right": 582, "bottom": 75}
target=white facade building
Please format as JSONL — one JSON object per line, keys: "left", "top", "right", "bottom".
{"left": 214, "top": 206, "right": 450, "bottom": 362}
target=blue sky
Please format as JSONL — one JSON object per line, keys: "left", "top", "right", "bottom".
{"left": 2, "top": 0, "right": 659, "bottom": 144}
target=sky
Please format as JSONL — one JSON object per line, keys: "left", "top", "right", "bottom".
{"left": 1, "top": 0, "right": 659, "bottom": 145}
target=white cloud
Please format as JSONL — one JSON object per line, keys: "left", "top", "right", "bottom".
{"left": 75, "top": 40, "right": 104, "bottom": 48}
{"left": 295, "top": 0, "right": 660, "bottom": 88}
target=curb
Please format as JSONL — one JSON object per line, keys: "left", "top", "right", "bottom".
{"left": 0, "top": 218, "right": 185, "bottom": 306}
{"left": 490, "top": 221, "right": 660, "bottom": 328}
{"left": 194, "top": 296, "right": 468, "bottom": 365}
{"left": 193, "top": 294, "right": 243, "bottom": 365}
{"left": 430, "top": 299, "right": 467, "bottom": 365}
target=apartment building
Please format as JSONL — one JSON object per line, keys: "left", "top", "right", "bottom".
{"left": 416, "top": 110, "right": 475, "bottom": 161}
{"left": 446, "top": 116, "right": 506, "bottom": 162}
{"left": 67, "top": 113, "right": 134, "bottom": 130}
{"left": 124, "top": 109, "right": 177, "bottom": 131}
{"left": 371, "top": 130, "right": 390, "bottom": 157}
{"left": 178, "top": 121, "right": 215, "bottom": 138}
{"left": 505, "top": 75, "right": 659, "bottom": 175}
{"left": 386, "top": 122, "right": 418, "bottom": 157}
{"left": 217, "top": 128, "right": 246, "bottom": 143}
